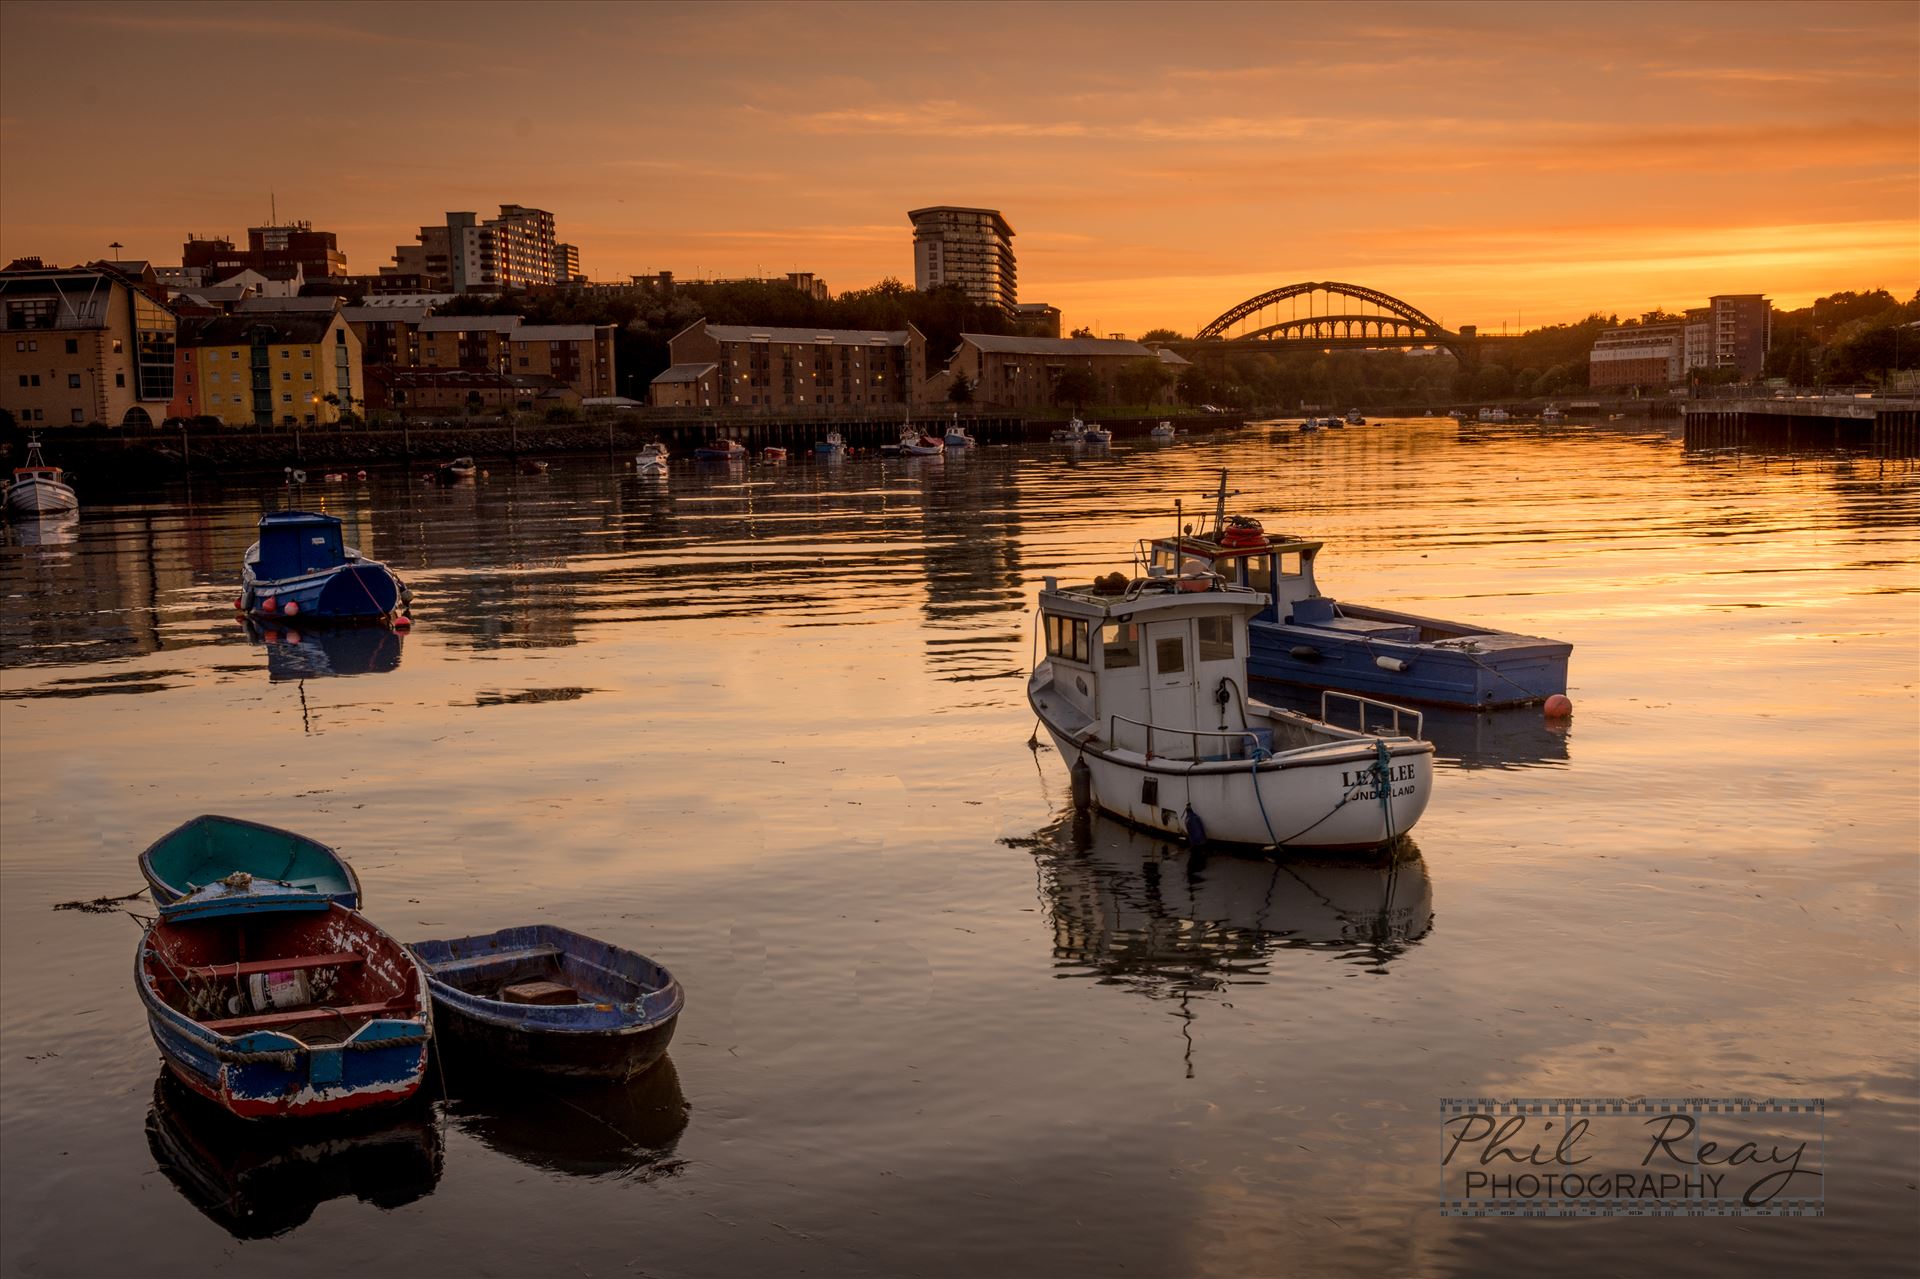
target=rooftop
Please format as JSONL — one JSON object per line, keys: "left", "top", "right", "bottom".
{"left": 418, "top": 315, "right": 522, "bottom": 334}
{"left": 703, "top": 323, "right": 915, "bottom": 345}
{"left": 651, "top": 362, "right": 718, "bottom": 384}
{"left": 179, "top": 313, "right": 338, "bottom": 346}
{"left": 907, "top": 206, "right": 1015, "bottom": 238}
{"left": 514, "top": 324, "right": 604, "bottom": 341}
{"left": 961, "top": 333, "right": 1156, "bottom": 357}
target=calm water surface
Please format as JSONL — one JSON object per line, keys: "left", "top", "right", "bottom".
{"left": 2, "top": 420, "right": 1916, "bottom": 1276}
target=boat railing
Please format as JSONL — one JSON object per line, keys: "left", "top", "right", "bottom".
{"left": 1107, "top": 713, "right": 1266, "bottom": 761}
{"left": 1319, "top": 690, "right": 1424, "bottom": 740}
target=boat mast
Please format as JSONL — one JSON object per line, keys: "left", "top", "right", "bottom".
{"left": 1211, "top": 468, "right": 1228, "bottom": 539}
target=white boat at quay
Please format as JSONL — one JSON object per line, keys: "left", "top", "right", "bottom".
{"left": 5, "top": 435, "right": 79, "bottom": 516}
{"left": 1029, "top": 563, "right": 1434, "bottom": 851}
{"left": 1149, "top": 421, "right": 1176, "bottom": 440}
{"left": 636, "top": 442, "right": 669, "bottom": 474}
{"left": 944, "top": 419, "right": 977, "bottom": 449}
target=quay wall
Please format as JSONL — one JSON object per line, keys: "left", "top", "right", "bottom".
{"left": 1682, "top": 398, "right": 1920, "bottom": 456}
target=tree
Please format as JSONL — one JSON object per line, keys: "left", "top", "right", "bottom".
{"left": 1139, "top": 328, "right": 1185, "bottom": 344}
{"left": 1053, "top": 368, "right": 1099, "bottom": 411}
{"left": 1069, "top": 325, "right": 1095, "bottom": 339}
{"left": 947, "top": 375, "right": 975, "bottom": 405}
{"left": 1116, "top": 357, "right": 1174, "bottom": 406}
{"left": 1176, "top": 364, "right": 1214, "bottom": 405}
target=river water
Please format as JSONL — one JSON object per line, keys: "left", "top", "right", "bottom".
{"left": 2, "top": 418, "right": 1915, "bottom": 1276}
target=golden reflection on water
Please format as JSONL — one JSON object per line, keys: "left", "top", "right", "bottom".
{"left": 2, "top": 421, "right": 1916, "bottom": 1276}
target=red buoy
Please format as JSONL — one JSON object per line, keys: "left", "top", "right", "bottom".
{"left": 261, "top": 596, "right": 277, "bottom": 612}
{"left": 284, "top": 600, "right": 300, "bottom": 616}
{"left": 1544, "top": 694, "right": 1573, "bottom": 719}
{"left": 285, "top": 629, "right": 301, "bottom": 644}
{"left": 233, "top": 597, "right": 243, "bottom": 610}
{"left": 393, "top": 615, "right": 412, "bottom": 631}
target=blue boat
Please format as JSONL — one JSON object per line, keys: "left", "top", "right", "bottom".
{"left": 139, "top": 814, "right": 361, "bottom": 910}
{"left": 136, "top": 889, "right": 431, "bottom": 1120}
{"left": 1148, "top": 478, "right": 1571, "bottom": 709}
{"left": 693, "top": 439, "right": 747, "bottom": 462}
{"left": 240, "top": 511, "right": 406, "bottom": 623}
{"left": 813, "top": 431, "right": 847, "bottom": 456}
{"left": 409, "top": 924, "right": 683, "bottom": 1080}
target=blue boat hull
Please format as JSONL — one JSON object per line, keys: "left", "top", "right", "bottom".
{"left": 410, "top": 924, "right": 683, "bottom": 1080}
{"left": 1248, "top": 615, "right": 1570, "bottom": 709}
{"left": 243, "top": 562, "right": 401, "bottom": 623}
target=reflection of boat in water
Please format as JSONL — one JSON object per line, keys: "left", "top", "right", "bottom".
{"left": 1017, "top": 811, "right": 1434, "bottom": 998}
{"left": 248, "top": 620, "right": 403, "bottom": 681}
{"left": 145, "top": 1069, "right": 441, "bottom": 1240}
{"left": 8, "top": 510, "right": 79, "bottom": 546}
{"left": 440, "top": 1053, "right": 689, "bottom": 1180}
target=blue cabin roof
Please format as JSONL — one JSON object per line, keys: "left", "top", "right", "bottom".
{"left": 255, "top": 511, "right": 347, "bottom": 581}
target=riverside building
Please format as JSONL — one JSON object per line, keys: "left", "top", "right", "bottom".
{"left": 655, "top": 320, "right": 927, "bottom": 409}
{"left": 0, "top": 261, "right": 177, "bottom": 427}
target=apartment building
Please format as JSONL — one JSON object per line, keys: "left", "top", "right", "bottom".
{"left": 181, "top": 221, "right": 347, "bottom": 281}
{"left": 385, "top": 205, "right": 565, "bottom": 293}
{"left": 657, "top": 320, "right": 926, "bottom": 408}
{"left": 1588, "top": 324, "right": 1686, "bottom": 388}
{"left": 174, "top": 312, "right": 361, "bottom": 427}
{"left": 909, "top": 206, "right": 1017, "bottom": 314}
{"left": 0, "top": 262, "right": 177, "bottom": 427}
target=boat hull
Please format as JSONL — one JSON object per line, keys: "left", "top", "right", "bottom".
{"left": 136, "top": 906, "right": 431, "bottom": 1121}
{"left": 1032, "top": 698, "right": 1432, "bottom": 851}
{"left": 243, "top": 562, "right": 402, "bottom": 623}
{"left": 5, "top": 478, "right": 78, "bottom": 515}
{"left": 411, "top": 924, "right": 683, "bottom": 1080}
{"left": 1248, "top": 611, "right": 1570, "bottom": 709}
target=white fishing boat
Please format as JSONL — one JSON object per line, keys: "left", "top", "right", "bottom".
{"left": 1028, "top": 563, "right": 1434, "bottom": 851}
{"left": 1052, "top": 418, "right": 1089, "bottom": 444}
{"left": 636, "top": 442, "right": 669, "bottom": 475}
{"left": 1149, "top": 421, "right": 1176, "bottom": 441}
{"left": 1541, "top": 405, "right": 1565, "bottom": 421}
{"left": 900, "top": 424, "right": 945, "bottom": 456}
{"left": 5, "top": 435, "right": 78, "bottom": 516}
{"left": 1082, "top": 423, "right": 1113, "bottom": 445}
{"left": 944, "top": 419, "right": 976, "bottom": 449}
{"left": 1477, "top": 407, "right": 1510, "bottom": 422}
{"left": 1344, "top": 410, "right": 1365, "bottom": 425}
{"left": 814, "top": 431, "right": 847, "bottom": 456}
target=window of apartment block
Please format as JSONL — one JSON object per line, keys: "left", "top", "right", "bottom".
{"left": 15, "top": 375, "right": 24, "bottom": 387}
{"left": 65, "top": 339, "right": 78, "bottom": 354}
{"left": 210, "top": 351, "right": 220, "bottom": 361}
{"left": 115, "top": 373, "right": 126, "bottom": 387}
{"left": 29, "top": 374, "right": 39, "bottom": 386}
{"left": 301, "top": 349, "right": 311, "bottom": 358}
{"left": 112, "top": 339, "right": 123, "bottom": 353}
{"left": 303, "top": 371, "right": 312, "bottom": 380}
{"left": 282, "top": 371, "right": 290, "bottom": 381}
{"left": 68, "top": 374, "right": 81, "bottom": 388}
{"left": 70, "top": 408, "right": 83, "bottom": 423}
{"left": 281, "top": 393, "right": 292, "bottom": 403}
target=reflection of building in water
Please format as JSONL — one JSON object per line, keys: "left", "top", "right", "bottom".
{"left": 912, "top": 452, "right": 1027, "bottom": 681}
{"left": 1023, "top": 812, "right": 1433, "bottom": 1000}
{"left": 145, "top": 1070, "right": 441, "bottom": 1240}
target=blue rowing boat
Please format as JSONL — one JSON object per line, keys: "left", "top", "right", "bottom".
{"left": 139, "top": 814, "right": 361, "bottom": 910}
{"left": 240, "top": 511, "right": 405, "bottom": 623}
{"left": 137, "top": 893, "right": 431, "bottom": 1120}
{"left": 408, "top": 924, "right": 683, "bottom": 1079}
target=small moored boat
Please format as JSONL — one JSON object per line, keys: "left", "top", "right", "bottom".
{"left": 1149, "top": 421, "right": 1176, "bottom": 440}
{"left": 900, "top": 426, "right": 945, "bottom": 456}
{"left": 814, "top": 431, "right": 847, "bottom": 456}
{"left": 5, "top": 434, "right": 78, "bottom": 516}
{"left": 1345, "top": 410, "right": 1365, "bottom": 425}
{"left": 240, "top": 511, "right": 407, "bottom": 624}
{"left": 137, "top": 885, "right": 431, "bottom": 1120}
{"left": 636, "top": 442, "right": 669, "bottom": 474}
{"left": 1081, "top": 423, "right": 1112, "bottom": 445}
{"left": 761, "top": 446, "right": 788, "bottom": 462}
{"left": 1052, "top": 418, "right": 1089, "bottom": 444}
{"left": 944, "top": 421, "right": 976, "bottom": 449}
{"left": 409, "top": 925, "right": 684, "bottom": 1080}
{"left": 519, "top": 459, "right": 550, "bottom": 476}
{"left": 694, "top": 438, "right": 747, "bottom": 462}
{"left": 437, "top": 457, "right": 477, "bottom": 483}
{"left": 140, "top": 814, "right": 362, "bottom": 910}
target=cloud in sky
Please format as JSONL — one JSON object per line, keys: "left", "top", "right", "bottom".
{"left": 1, "top": 0, "right": 1913, "bottom": 334}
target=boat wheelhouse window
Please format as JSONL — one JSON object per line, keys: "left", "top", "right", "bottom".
{"left": 1246, "top": 556, "right": 1273, "bottom": 596}
{"left": 1044, "top": 615, "right": 1090, "bottom": 664}
{"left": 1277, "top": 552, "right": 1303, "bottom": 577}
{"left": 1155, "top": 636, "right": 1186, "bottom": 674}
{"left": 1198, "top": 615, "right": 1234, "bottom": 661}
{"left": 1100, "top": 621, "right": 1139, "bottom": 668}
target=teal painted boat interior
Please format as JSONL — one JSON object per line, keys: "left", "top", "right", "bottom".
{"left": 139, "top": 815, "right": 359, "bottom": 907}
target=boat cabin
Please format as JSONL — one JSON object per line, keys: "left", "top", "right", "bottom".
{"left": 1037, "top": 574, "right": 1269, "bottom": 760}
{"left": 1147, "top": 529, "right": 1327, "bottom": 626}
{"left": 254, "top": 511, "right": 351, "bottom": 580}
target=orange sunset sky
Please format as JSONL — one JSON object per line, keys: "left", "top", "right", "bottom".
{"left": 1, "top": 0, "right": 1915, "bottom": 336}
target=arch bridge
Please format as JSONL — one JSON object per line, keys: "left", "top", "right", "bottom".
{"left": 1185, "top": 281, "right": 1482, "bottom": 361}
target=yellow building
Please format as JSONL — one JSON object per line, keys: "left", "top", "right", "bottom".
{"left": 1, "top": 260, "right": 178, "bottom": 427}
{"left": 178, "top": 312, "right": 362, "bottom": 427}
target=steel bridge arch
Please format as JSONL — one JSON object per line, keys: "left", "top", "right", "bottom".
{"left": 1196, "top": 281, "right": 1446, "bottom": 341}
